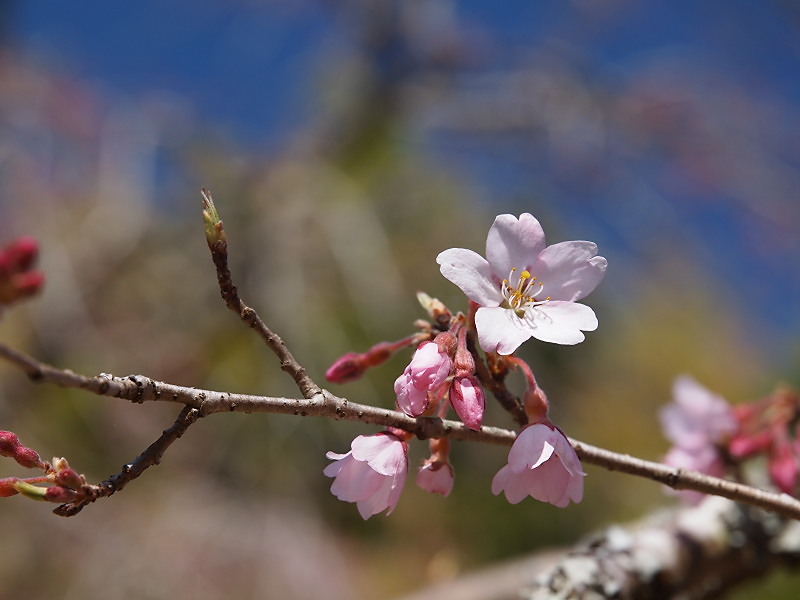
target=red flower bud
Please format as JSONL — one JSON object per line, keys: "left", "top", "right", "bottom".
{"left": 0, "top": 477, "right": 20, "bottom": 497}
{"left": 55, "top": 468, "right": 83, "bottom": 490}
{"left": 44, "top": 486, "right": 77, "bottom": 504}
{"left": 0, "top": 431, "right": 20, "bottom": 456}
{"left": 325, "top": 352, "right": 367, "bottom": 384}
{"left": 14, "top": 446, "right": 43, "bottom": 469}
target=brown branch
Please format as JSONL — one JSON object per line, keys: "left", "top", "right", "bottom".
{"left": 201, "top": 189, "right": 320, "bottom": 399}
{"left": 53, "top": 405, "right": 201, "bottom": 516}
{"left": 2, "top": 341, "right": 800, "bottom": 521}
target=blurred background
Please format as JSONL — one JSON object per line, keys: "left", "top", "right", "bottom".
{"left": 0, "top": 1, "right": 799, "bottom": 598}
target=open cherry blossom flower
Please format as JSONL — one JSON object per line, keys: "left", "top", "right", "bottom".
{"left": 491, "top": 423, "right": 585, "bottom": 507}
{"left": 324, "top": 432, "right": 408, "bottom": 519}
{"left": 437, "top": 213, "right": 606, "bottom": 354}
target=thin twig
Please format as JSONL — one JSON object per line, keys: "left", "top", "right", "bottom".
{"left": 53, "top": 405, "right": 201, "bottom": 516}
{"left": 2, "top": 342, "right": 799, "bottom": 520}
{"left": 201, "top": 189, "right": 320, "bottom": 399}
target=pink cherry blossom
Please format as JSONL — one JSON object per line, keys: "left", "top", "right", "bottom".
{"left": 416, "top": 461, "right": 455, "bottom": 497}
{"left": 394, "top": 341, "right": 452, "bottom": 416}
{"left": 436, "top": 213, "right": 606, "bottom": 355}
{"left": 491, "top": 423, "right": 585, "bottom": 507}
{"left": 323, "top": 432, "right": 408, "bottom": 519}
{"left": 659, "top": 376, "right": 737, "bottom": 504}
{"left": 449, "top": 375, "right": 485, "bottom": 431}
{"left": 659, "top": 376, "right": 737, "bottom": 452}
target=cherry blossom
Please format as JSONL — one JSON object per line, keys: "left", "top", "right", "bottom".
{"left": 416, "top": 461, "right": 455, "bottom": 497}
{"left": 491, "top": 423, "right": 585, "bottom": 507}
{"left": 436, "top": 213, "right": 606, "bottom": 354}
{"left": 659, "top": 376, "right": 737, "bottom": 453}
{"left": 324, "top": 432, "right": 408, "bottom": 519}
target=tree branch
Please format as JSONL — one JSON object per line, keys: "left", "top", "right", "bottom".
{"left": 398, "top": 497, "right": 800, "bottom": 600}
{"left": 2, "top": 341, "right": 800, "bottom": 520}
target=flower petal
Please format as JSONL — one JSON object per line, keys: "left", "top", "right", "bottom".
{"left": 491, "top": 465, "right": 530, "bottom": 504}
{"left": 485, "top": 213, "right": 546, "bottom": 279}
{"left": 507, "top": 424, "right": 555, "bottom": 471}
{"left": 436, "top": 248, "right": 501, "bottom": 306}
{"left": 527, "top": 301, "right": 598, "bottom": 345}
{"left": 532, "top": 241, "right": 607, "bottom": 302}
{"left": 474, "top": 306, "right": 532, "bottom": 355}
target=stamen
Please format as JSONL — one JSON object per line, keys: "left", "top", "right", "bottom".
{"left": 501, "top": 267, "right": 548, "bottom": 312}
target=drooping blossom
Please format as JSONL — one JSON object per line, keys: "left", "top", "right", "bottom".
{"left": 416, "top": 437, "right": 455, "bottom": 497}
{"left": 394, "top": 340, "right": 452, "bottom": 416}
{"left": 416, "top": 461, "right": 455, "bottom": 497}
{"left": 437, "top": 213, "right": 606, "bottom": 355}
{"left": 491, "top": 423, "right": 585, "bottom": 507}
{"left": 323, "top": 432, "right": 408, "bottom": 519}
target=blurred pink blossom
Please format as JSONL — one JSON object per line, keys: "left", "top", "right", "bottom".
{"left": 491, "top": 423, "right": 585, "bottom": 507}
{"left": 660, "top": 375, "right": 737, "bottom": 453}
{"left": 324, "top": 432, "right": 408, "bottom": 519}
{"left": 437, "top": 213, "right": 606, "bottom": 354}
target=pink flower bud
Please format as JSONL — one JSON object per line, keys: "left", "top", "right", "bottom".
{"left": 449, "top": 375, "right": 485, "bottom": 431}
{"left": 325, "top": 352, "right": 367, "bottom": 384}
{"left": 394, "top": 342, "right": 452, "bottom": 417}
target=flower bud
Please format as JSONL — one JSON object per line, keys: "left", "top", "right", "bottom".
{"left": 0, "top": 431, "right": 20, "bottom": 456}
{"left": 0, "top": 477, "right": 20, "bottom": 497}
{"left": 55, "top": 467, "right": 83, "bottom": 490}
{"left": 44, "top": 485, "right": 77, "bottom": 504}
{"left": 14, "top": 446, "right": 43, "bottom": 469}
{"left": 449, "top": 375, "right": 485, "bottom": 431}
{"left": 325, "top": 352, "right": 368, "bottom": 384}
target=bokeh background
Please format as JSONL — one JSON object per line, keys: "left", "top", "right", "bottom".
{"left": 0, "top": 1, "right": 799, "bottom": 598}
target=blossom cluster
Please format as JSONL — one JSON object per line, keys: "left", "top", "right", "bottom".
{"left": 659, "top": 376, "right": 800, "bottom": 503}
{"left": 324, "top": 214, "right": 607, "bottom": 518}
{"left": 0, "top": 431, "right": 86, "bottom": 503}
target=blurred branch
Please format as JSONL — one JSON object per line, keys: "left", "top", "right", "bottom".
{"left": 1, "top": 341, "right": 800, "bottom": 520}
{"left": 399, "top": 497, "right": 800, "bottom": 600}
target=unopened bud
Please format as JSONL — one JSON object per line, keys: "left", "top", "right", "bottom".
{"left": 0, "top": 477, "right": 19, "bottom": 497}
{"left": 416, "top": 291, "right": 452, "bottom": 326}
{"left": 54, "top": 466, "right": 83, "bottom": 490}
{"left": 0, "top": 431, "right": 20, "bottom": 456}
{"left": 14, "top": 446, "right": 44, "bottom": 469}
{"left": 201, "top": 189, "right": 226, "bottom": 247}
{"left": 325, "top": 352, "right": 367, "bottom": 384}
{"left": 44, "top": 485, "right": 77, "bottom": 504}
